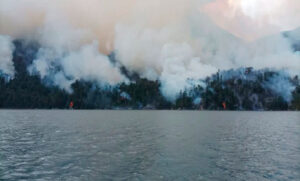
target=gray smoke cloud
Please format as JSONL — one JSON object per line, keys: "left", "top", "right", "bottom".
{"left": 264, "top": 72, "right": 295, "bottom": 102}
{"left": 0, "top": 0, "right": 299, "bottom": 100}
{"left": 0, "top": 35, "right": 14, "bottom": 79}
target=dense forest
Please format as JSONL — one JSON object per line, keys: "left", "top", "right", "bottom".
{"left": 0, "top": 40, "right": 299, "bottom": 110}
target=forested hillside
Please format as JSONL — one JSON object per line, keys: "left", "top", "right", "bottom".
{"left": 0, "top": 40, "right": 299, "bottom": 110}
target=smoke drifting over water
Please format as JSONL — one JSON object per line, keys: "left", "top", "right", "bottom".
{"left": 0, "top": 0, "right": 299, "bottom": 100}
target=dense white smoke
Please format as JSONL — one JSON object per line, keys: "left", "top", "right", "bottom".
{"left": 28, "top": 42, "right": 127, "bottom": 92}
{"left": 0, "top": 0, "right": 299, "bottom": 99}
{"left": 0, "top": 35, "right": 14, "bottom": 79}
{"left": 114, "top": 25, "right": 217, "bottom": 99}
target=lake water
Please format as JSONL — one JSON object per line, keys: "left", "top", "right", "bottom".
{"left": 0, "top": 111, "right": 299, "bottom": 181}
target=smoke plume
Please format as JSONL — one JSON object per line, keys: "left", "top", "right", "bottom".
{"left": 0, "top": 0, "right": 299, "bottom": 100}
{"left": 0, "top": 35, "right": 14, "bottom": 79}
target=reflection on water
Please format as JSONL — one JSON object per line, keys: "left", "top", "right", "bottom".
{"left": 0, "top": 111, "right": 299, "bottom": 180}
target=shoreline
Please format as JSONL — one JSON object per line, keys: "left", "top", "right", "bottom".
{"left": 0, "top": 109, "right": 298, "bottom": 112}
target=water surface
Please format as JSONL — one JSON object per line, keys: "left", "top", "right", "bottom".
{"left": 0, "top": 111, "right": 299, "bottom": 180}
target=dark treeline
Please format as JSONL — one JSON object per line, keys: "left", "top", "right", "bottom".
{"left": 0, "top": 40, "right": 299, "bottom": 110}
{"left": 1, "top": 61, "right": 299, "bottom": 110}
